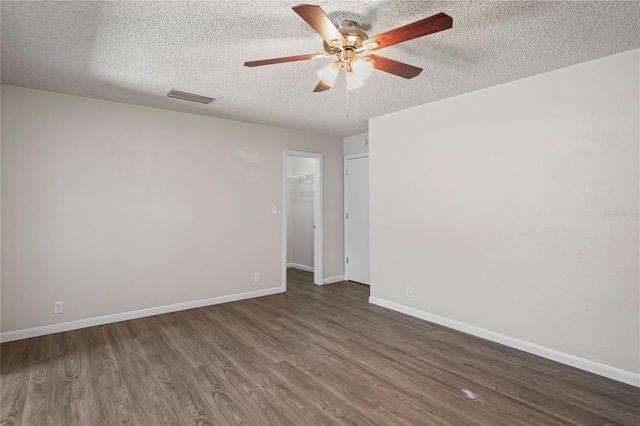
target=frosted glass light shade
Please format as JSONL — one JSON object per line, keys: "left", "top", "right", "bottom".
{"left": 346, "top": 69, "right": 365, "bottom": 90}
{"left": 317, "top": 62, "right": 341, "bottom": 86}
{"left": 351, "top": 56, "right": 373, "bottom": 81}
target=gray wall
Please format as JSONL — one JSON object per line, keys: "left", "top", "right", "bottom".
{"left": 1, "top": 85, "right": 344, "bottom": 332}
{"left": 344, "top": 132, "right": 369, "bottom": 156}
{"left": 369, "top": 49, "right": 639, "bottom": 375}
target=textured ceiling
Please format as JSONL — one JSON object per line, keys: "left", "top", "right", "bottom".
{"left": 2, "top": 1, "right": 639, "bottom": 137}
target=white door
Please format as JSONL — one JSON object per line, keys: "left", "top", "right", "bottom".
{"left": 345, "top": 155, "right": 370, "bottom": 284}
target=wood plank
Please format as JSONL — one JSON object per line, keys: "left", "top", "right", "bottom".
{"left": 103, "top": 322, "right": 181, "bottom": 425}
{"left": 21, "top": 356, "right": 64, "bottom": 426}
{"left": 1, "top": 340, "right": 31, "bottom": 426}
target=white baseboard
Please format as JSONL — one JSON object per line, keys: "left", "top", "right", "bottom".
{"left": 369, "top": 296, "right": 639, "bottom": 388}
{"left": 321, "top": 275, "right": 345, "bottom": 285}
{"left": 286, "top": 263, "right": 314, "bottom": 272}
{"left": 0, "top": 287, "right": 284, "bottom": 343}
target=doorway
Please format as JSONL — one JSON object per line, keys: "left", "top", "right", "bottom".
{"left": 344, "top": 153, "right": 370, "bottom": 285}
{"left": 282, "top": 150, "right": 323, "bottom": 290}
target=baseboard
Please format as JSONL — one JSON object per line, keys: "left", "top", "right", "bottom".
{"left": 321, "top": 275, "right": 345, "bottom": 285}
{"left": 286, "top": 263, "right": 314, "bottom": 272}
{"left": 369, "top": 296, "right": 639, "bottom": 388}
{"left": 0, "top": 287, "right": 284, "bottom": 343}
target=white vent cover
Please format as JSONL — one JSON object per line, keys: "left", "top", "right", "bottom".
{"left": 167, "top": 89, "right": 219, "bottom": 104}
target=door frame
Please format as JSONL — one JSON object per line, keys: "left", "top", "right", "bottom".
{"left": 344, "top": 153, "right": 369, "bottom": 282}
{"left": 282, "top": 150, "right": 324, "bottom": 290}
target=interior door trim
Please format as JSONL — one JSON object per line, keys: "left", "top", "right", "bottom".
{"left": 283, "top": 150, "right": 324, "bottom": 290}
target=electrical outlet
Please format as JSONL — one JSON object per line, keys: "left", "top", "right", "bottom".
{"left": 254, "top": 273, "right": 260, "bottom": 282}
{"left": 406, "top": 287, "right": 412, "bottom": 298}
{"left": 54, "top": 300, "right": 64, "bottom": 314}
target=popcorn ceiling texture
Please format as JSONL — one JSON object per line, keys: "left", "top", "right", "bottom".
{"left": 2, "top": 1, "right": 639, "bottom": 137}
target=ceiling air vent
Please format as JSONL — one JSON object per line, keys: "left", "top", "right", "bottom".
{"left": 167, "top": 89, "right": 219, "bottom": 104}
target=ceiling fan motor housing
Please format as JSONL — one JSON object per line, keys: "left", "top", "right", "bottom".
{"left": 323, "top": 20, "right": 368, "bottom": 54}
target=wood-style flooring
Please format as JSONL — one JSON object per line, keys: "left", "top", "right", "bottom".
{"left": 2, "top": 268, "right": 639, "bottom": 425}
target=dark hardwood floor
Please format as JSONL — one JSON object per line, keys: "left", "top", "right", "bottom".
{"left": 2, "top": 268, "right": 639, "bottom": 425}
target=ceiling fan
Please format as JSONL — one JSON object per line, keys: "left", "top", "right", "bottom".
{"left": 244, "top": 4, "right": 453, "bottom": 92}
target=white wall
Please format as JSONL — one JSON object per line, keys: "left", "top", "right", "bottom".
{"left": 287, "top": 157, "right": 315, "bottom": 268}
{"left": 288, "top": 156, "right": 316, "bottom": 177}
{"left": 370, "top": 49, "right": 639, "bottom": 377}
{"left": 344, "top": 132, "right": 369, "bottom": 156}
{"left": 1, "top": 85, "right": 344, "bottom": 333}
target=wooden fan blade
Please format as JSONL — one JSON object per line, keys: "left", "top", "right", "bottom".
{"left": 363, "top": 12, "right": 452, "bottom": 51}
{"left": 367, "top": 54, "right": 422, "bottom": 79}
{"left": 293, "top": 4, "right": 347, "bottom": 46}
{"left": 313, "top": 80, "right": 331, "bottom": 92}
{"left": 244, "top": 53, "right": 326, "bottom": 67}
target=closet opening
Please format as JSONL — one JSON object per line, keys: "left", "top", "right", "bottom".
{"left": 282, "top": 151, "right": 323, "bottom": 290}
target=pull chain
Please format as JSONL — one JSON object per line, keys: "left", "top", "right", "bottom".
{"left": 345, "top": 84, "right": 349, "bottom": 118}
{"left": 356, "top": 88, "right": 359, "bottom": 123}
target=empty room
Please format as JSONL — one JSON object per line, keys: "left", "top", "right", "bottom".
{"left": 1, "top": 1, "right": 639, "bottom": 425}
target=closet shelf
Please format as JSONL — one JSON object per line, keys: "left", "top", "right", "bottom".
{"left": 287, "top": 174, "right": 314, "bottom": 202}
{"left": 287, "top": 174, "right": 314, "bottom": 183}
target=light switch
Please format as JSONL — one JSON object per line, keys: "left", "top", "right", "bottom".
{"left": 272, "top": 205, "right": 278, "bottom": 214}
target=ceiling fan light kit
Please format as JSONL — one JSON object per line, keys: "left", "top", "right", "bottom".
{"left": 318, "top": 61, "right": 341, "bottom": 86}
{"left": 350, "top": 56, "right": 374, "bottom": 80}
{"left": 244, "top": 4, "right": 453, "bottom": 93}
{"left": 346, "top": 70, "right": 364, "bottom": 90}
